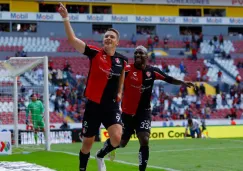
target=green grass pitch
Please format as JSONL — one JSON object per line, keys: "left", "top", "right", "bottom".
{"left": 1, "top": 138, "right": 243, "bottom": 171}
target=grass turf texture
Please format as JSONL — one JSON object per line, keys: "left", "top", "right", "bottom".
{"left": 1, "top": 138, "right": 243, "bottom": 171}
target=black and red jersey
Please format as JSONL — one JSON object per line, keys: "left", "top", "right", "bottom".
{"left": 83, "top": 44, "right": 128, "bottom": 106}
{"left": 121, "top": 64, "right": 171, "bottom": 115}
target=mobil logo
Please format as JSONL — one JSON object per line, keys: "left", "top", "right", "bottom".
{"left": 11, "top": 13, "right": 28, "bottom": 20}
{"left": 136, "top": 16, "right": 152, "bottom": 23}
{"left": 160, "top": 17, "right": 176, "bottom": 23}
{"left": 87, "top": 15, "right": 104, "bottom": 21}
{"left": 232, "top": 0, "right": 243, "bottom": 5}
{"left": 36, "top": 13, "right": 54, "bottom": 20}
{"left": 69, "top": 14, "right": 79, "bottom": 21}
{"left": 206, "top": 17, "right": 222, "bottom": 24}
{"left": 229, "top": 18, "right": 243, "bottom": 24}
{"left": 111, "top": 15, "right": 128, "bottom": 22}
{"left": 183, "top": 17, "right": 199, "bottom": 23}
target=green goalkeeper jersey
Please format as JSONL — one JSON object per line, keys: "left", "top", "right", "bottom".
{"left": 26, "top": 100, "right": 44, "bottom": 121}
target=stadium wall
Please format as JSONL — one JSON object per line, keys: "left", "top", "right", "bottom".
{"left": 4, "top": 1, "right": 243, "bottom": 17}
{"left": 0, "top": 21, "right": 234, "bottom": 39}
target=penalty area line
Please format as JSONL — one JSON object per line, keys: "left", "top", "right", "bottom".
{"left": 51, "top": 150, "right": 181, "bottom": 171}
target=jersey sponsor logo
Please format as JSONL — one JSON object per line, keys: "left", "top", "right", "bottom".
{"left": 131, "top": 72, "right": 138, "bottom": 81}
{"left": 115, "top": 58, "right": 120, "bottom": 64}
{"left": 130, "top": 84, "right": 152, "bottom": 93}
{"left": 99, "top": 67, "right": 121, "bottom": 79}
{"left": 146, "top": 71, "right": 151, "bottom": 77}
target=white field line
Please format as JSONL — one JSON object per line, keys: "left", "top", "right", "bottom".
{"left": 51, "top": 150, "right": 181, "bottom": 171}
{"left": 117, "top": 146, "right": 243, "bottom": 154}
{"left": 222, "top": 139, "right": 243, "bottom": 143}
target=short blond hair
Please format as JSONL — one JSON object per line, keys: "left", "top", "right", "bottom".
{"left": 107, "top": 28, "right": 120, "bottom": 40}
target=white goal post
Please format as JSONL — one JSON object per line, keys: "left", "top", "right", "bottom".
{"left": 0, "top": 56, "right": 50, "bottom": 151}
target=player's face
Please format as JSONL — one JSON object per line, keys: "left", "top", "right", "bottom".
{"left": 134, "top": 49, "right": 148, "bottom": 67}
{"left": 31, "top": 95, "right": 37, "bottom": 101}
{"left": 103, "top": 31, "right": 118, "bottom": 49}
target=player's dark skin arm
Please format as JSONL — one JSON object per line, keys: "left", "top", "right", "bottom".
{"left": 117, "top": 68, "right": 125, "bottom": 102}
{"left": 163, "top": 74, "right": 195, "bottom": 88}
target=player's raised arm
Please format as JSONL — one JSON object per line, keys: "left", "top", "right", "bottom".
{"left": 58, "top": 2, "right": 86, "bottom": 54}
{"left": 153, "top": 67, "right": 195, "bottom": 88}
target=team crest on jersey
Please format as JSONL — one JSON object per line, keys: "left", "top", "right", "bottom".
{"left": 146, "top": 71, "right": 151, "bottom": 77}
{"left": 102, "top": 55, "right": 106, "bottom": 59}
{"left": 115, "top": 58, "right": 120, "bottom": 64}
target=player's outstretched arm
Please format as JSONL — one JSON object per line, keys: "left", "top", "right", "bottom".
{"left": 58, "top": 2, "right": 85, "bottom": 54}
{"left": 154, "top": 67, "right": 195, "bottom": 88}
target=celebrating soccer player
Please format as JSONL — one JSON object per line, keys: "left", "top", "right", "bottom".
{"left": 58, "top": 3, "right": 128, "bottom": 171}
{"left": 109, "top": 45, "right": 194, "bottom": 171}
{"left": 26, "top": 94, "right": 45, "bottom": 145}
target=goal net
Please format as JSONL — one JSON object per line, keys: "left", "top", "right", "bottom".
{"left": 0, "top": 56, "right": 50, "bottom": 154}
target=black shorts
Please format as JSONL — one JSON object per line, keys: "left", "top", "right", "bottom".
{"left": 121, "top": 110, "right": 151, "bottom": 140}
{"left": 82, "top": 100, "right": 122, "bottom": 137}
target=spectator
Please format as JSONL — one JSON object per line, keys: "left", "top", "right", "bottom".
{"left": 161, "top": 60, "right": 169, "bottom": 73}
{"left": 196, "top": 96, "right": 201, "bottom": 109}
{"left": 236, "top": 74, "right": 242, "bottom": 84}
{"left": 153, "top": 34, "right": 159, "bottom": 47}
{"left": 147, "top": 35, "right": 153, "bottom": 51}
{"left": 205, "top": 105, "right": 211, "bottom": 119}
{"left": 69, "top": 88, "right": 77, "bottom": 107}
{"left": 76, "top": 72, "right": 82, "bottom": 80}
{"left": 164, "top": 36, "right": 169, "bottom": 50}
{"left": 191, "top": 46, "right": 197, "bottom": 61}
{"left": 150, "top": 51, "right": 156, "bottom": 64}
{"left": 201, "top": 67, "right": 207, "bottom": 81}
{"left": 131, "top": 34, "right": 136, "bottom": 46}
{"left": 219, "top": 34, "right": 224, "bottom": 45}
{"left": 230, "top": 107, "right": 237, "bottom": 119}
{"left": 48, "top": 59, "right": 54, "bottom": 71}
{"left": 60, "top": 120, "right": 70, "bottom": 129}
{"left": 194, "top": 84, "right": 200, "bottom": 96}
{"left": 196, "top": 69, "right": 201, "bottom": 81}
{"left": 184, "top": 37, "right": 190, "bottom": 51}
{"left": 179, "top": 61, "right": 185, "bottom": 73}
{"left": 217, "top": 70, "right": 222, "bottom": 83}
{"left": 179, "top": 107, "right": 185, "bottom": 119}
{"left": 199, "top": 83, "right": 206, "bottom": 95}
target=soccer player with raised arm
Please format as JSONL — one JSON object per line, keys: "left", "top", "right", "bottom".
{"left": 58, "top": 3, "right": 128, "bottom": 171}
{"left": 26, "top": 94, "right": 45, "bottom": 145}
{"left": 185, "top": 118, "right": 202, "bottom": 138}
{"left": 109, "top": 46, "right": 194, "bottom": 171}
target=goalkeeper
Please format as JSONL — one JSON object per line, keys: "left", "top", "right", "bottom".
{"left": 26, "top": 94, "right": 45, "bottom": 144}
